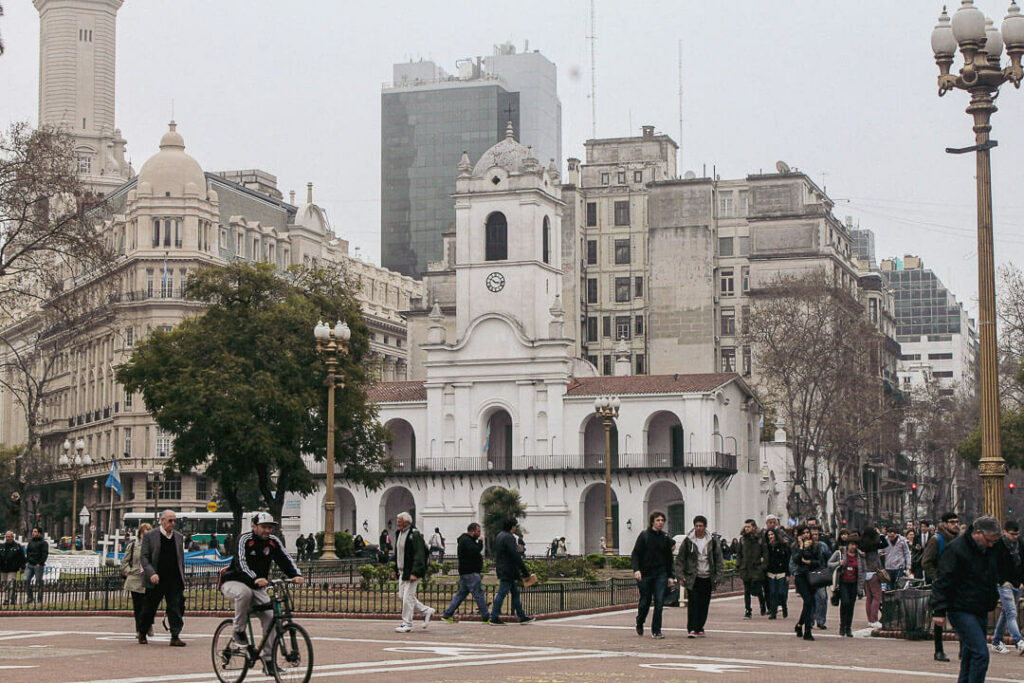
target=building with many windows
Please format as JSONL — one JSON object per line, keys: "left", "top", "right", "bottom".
{"left": 881, "top": 255, "right": 976, "bottom": 392}
{"left": 291, "top": 128, "right": 764, "bottom": 554}
{"left": 381, "top": 43, "right": 561, "bottom": 278}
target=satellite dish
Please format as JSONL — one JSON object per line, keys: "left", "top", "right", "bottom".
{"left": 776, "top": 160, "right": 791, "bottom": 174}
{"left": 683, "top": 170, "right": 696, "bottom": 180}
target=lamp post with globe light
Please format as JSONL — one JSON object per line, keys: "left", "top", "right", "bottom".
{"left": 931, "top": 1, "right": 1024, "bottom": 522}
{"left": 593, "top": 395, "right": 620, "bottom": 556}
{"left": 59, "top": 438, "right": 91, "bottom": 552}
{"left": 314, "top": 319, "right": 351, "bottom": 560}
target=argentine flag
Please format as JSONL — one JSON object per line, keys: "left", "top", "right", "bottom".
{"left": 105, "top": 459, "right": 122, "bottom": 497}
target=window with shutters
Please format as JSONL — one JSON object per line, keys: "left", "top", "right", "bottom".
{"left": 636, "top": 354, "right": 645, "bottom": 374}
{"left": 615, "top": 316, "right": 630, "bottom": 340}
{"left": 586, "top": 202, "right": 597, "bottom": 226}
{"left": 615, "top": 277, "right": 630, "bottom": 302}
{"left": 602, "top": 355, "right": 612, "bottom": 375}
{"left": 586, "top": 240, "right": 597, "bottom": 264}
{"left": 587, "top": 278, "right": 598, "bottom": 303}
{"left": 741, "top": 266, "right": 750, "bottom": 292}
{"left": 721, "top": 347, "right": 736, "bottom": 372}
{"left": 614, "top": 201, "right": 630, "bottom": 226}
{"left": 602, "top": 316, "right": 611, "bottom": 338}
{"left": 635, "top": 315, "right": 644, "bottom": 336}
{"left": 634, "top": 276, "right": 643, "bottom": 298}
{"left": 742, "top": 346, "right": 752, "bottom": 376}
{"left": 614, "top": 239, "right": 631, "bottom": 264}
{"left": 587, "top": 317, "right": 598, "bottom": 341}
{"left": 720, "top": 308, "right": 736, "bottom": 336}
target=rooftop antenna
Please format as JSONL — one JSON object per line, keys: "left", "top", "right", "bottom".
{"left": 678, "top": 39, "right": 683, "bottom": 173}
{"left": 821, "top": 171, "right": 828, "bottom": 195}
{"left": 171, "top": 98, "right": 175, "bottom": 121}
{"left": 588, "top": 0, "right": 597, "bottom": 138}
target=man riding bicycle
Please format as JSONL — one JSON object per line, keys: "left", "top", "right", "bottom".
{"left": 220, "top": 512, "right": 304, "bottom": 672}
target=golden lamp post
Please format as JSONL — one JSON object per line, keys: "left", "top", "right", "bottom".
{"left": 932, "top": 1, "right": 1024, "bottom": 522}
{"left": 593, "top": 395, "right": 620, "bottom": 556}
{"left": 314, "top": 319, "right": 351, "bottom": 560}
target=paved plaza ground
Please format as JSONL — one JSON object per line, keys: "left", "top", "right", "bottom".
{"left": 1, "top": 594, "right": 1022, "bottom": 682}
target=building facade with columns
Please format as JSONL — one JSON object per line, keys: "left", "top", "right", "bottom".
{"left": 289, "top": 129, "right": 764, "bottom": 553}
{"left": 1, "top": 120, "right": 422, "bottom": 537}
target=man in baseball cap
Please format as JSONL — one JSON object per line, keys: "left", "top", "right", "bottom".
{"left": 219, "top": 512, "right": 303, "bottom": 675}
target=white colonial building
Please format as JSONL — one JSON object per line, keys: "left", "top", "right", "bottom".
{"left": 289, "top": 128, "right": 765, "bottom": 554}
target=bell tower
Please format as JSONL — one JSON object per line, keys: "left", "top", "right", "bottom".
{"left": 35, "top": 0, "right": 131, "bottom": 196}
{"left": 453, "top": 124, "right": 564, "bottom": 342}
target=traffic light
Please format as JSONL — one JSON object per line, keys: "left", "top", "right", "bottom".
{"left": 911, "top": 483, "right": 918, "bottom": 491}
{"left": 1010, "top": 482, "right": 1017, "bottom": 494}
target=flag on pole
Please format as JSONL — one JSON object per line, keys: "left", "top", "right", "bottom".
{"left": 105, "top": 459, "right": 122, "bottom": 497}
{"left": 482, "top": 422, "right": 491, "bottom": 457}
{"left": 162, "top": 255, "right": 168, "bottom": 295}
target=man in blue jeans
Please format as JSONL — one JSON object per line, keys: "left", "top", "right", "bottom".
{"left": 931, "top": 515, "right": 1001, "bottom": 682}
{"left": 992, "top": 519, "right": 1024, "bottom": 655}
{"left": 488, "top": 518, "right": 535, "bottom": 625}
{"left": 630, "top": 511, "right": 676, "bottom": 639}
{"left": 440, "top": 522, "right": 489, "bottom": 622}
{"left": 24, "top": 527, "right": 49, "bottom": 604}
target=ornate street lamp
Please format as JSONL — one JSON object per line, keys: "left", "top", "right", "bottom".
{"left": 59, "top": 438, "right": 91, "bottom": 552}
{"left": 593, "top": 395, "right": 620, "bottom": 556}
{"left": 147, "top": 470, "right": 164, "bottom": 522}
{"left": 932, "top": 1, "right": 1024, "bottom": 522}
{"left": 314, "top": 319, "right": 351, "bottom": 561}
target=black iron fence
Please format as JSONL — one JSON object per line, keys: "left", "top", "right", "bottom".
{"left": 880, "top": 586, "right": 1024, "bottom": 639}
{"left": 0, "top": 569, "right": 743, "bottom": 616}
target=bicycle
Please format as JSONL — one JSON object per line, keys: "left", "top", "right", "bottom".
{"left": 211, "top": 578, "right": 313, "bottom": 683}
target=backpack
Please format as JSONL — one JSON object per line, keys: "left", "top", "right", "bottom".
{"left": 937, "top": 533, "right": 946, "bottom": 557}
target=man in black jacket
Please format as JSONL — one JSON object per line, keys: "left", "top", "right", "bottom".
{"left": 24, "top": 527, "right": 48, "bottom": 604}
{"left": 931, "top": 515, "right": 1001, "bottom": 681}
{"left": 488, "top": 517, "right": 535, "bottom": 625}
{"left": 440, "top": 522, "right": 489, "bottom": 623}
{"left": 0, "top": 530, "right": 26, "bottom": 605}
{"left": 220, "top": 512, "right": 303, "bottom": 667}
{"left": 992, "top": 519, "right": 1024, "bottom": 654}
{"left": 631, "top": 511, "right": 676, "bottom": 639}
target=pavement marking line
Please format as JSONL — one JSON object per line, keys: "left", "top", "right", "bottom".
{"left": 0, "top": 666, "right": 38, "bottom": 670}
{"left": 547, "top": 622, "right": 852, "bottom": 638}
{"left": 623, "top": 651, "right": 1023, "bottom": 682}
{"left": 68, "top": 647, "right": 581, "bottom": 683}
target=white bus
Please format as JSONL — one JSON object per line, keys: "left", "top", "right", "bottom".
{"left": 123, "top": 511, "right": 241, "bottom": 547}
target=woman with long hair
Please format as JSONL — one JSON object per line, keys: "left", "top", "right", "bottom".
{"left": 859, "top": 527, "right": 885, "bottom": 628}
{"left": 764, "top": 528, "right": 790, "bottom": 619}
{"left": 791, "top": 525, "right": 824, "bottom": 641}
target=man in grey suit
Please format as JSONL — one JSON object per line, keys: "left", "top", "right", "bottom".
{"left": 139, "top": 509, "right": 187, "bottom": 646}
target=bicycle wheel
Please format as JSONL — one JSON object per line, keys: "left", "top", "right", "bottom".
{"left": 270, "top": 623, "right": 313, "bottom": 683}
{"left": 211, "top": 618, "right": 250, "bottom": 683}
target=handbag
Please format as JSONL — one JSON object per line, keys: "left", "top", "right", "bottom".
{"left": 808, "top": 566, "right": 833, "bottom": 590}
{"left": 522, "top": 573, "right": 539, "bottom": 587}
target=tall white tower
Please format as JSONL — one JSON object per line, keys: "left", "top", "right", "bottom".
{"left": 35, "top": 0, "right": 131, "bottom": 196}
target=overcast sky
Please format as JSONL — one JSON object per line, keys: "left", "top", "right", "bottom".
{"left": 3, "top": 0, "right": 1023, "bottom": 317}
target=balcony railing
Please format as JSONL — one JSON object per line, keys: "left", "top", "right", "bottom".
{"left": 306, "top": 452, "right": 737, "bottom": 476}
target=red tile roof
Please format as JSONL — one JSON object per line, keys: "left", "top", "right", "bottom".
{"left": 366, "top": 381, "right": 426, "bottom": 403}
{"left": 564, "top": 373, "right": 740, "bottom": 396}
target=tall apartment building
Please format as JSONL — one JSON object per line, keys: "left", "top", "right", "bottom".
{"left": 381, "top": 43, "right": 561, "bottom": 278}
{"left": 560, "top": 126, "right": 678, "bottom": 374}
{"left": 881, "top": 255, "right": 977, "bottom": 392}
{"left": 34, "top": 0, "right": 132, "bottom": 197}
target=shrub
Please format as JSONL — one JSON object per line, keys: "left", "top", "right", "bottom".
{"left": 723, "top": 558, "right": 737, "bottom": 572}
{"left": 584, "top": 553, "right": 606, "bottom": 569}
{"left": 313, "top": 531, "right": 355, "bottom": 558}
{"left": 359, "top": 562, "right": 393, "bottom": 588}
{"left": 609, "top": 556, "right": 633, "bottom": 570}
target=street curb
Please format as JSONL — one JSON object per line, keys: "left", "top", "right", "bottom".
{"left": 0, "top": 590, "right": 744, "bottom": 621}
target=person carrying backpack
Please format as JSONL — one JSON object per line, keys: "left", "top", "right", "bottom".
{"left": 922, "top": 512, "right": 960, "bottom": 663}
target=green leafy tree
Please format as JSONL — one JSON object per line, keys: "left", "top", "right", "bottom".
{"left": 480, "top": 487, "right": 526, "bottom": 555}
{"left": 116, "top": 262, "right": 389, "bottom": 533}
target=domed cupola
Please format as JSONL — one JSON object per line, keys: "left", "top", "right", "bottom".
{"left": 472, "top": 122, "right": 539, "bottom": 177}
{"left": 136, "top": 121, "right": 207, "bottom": 197}
{"left": 293, "top": 182, "right": 329, "bottom": 234}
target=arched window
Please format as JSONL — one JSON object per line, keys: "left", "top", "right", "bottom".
{"left": 542, "top": 216, "right": 551, "bottom": 264}
{"left": 485, "top": 212, "right": 508, "bottom": 261}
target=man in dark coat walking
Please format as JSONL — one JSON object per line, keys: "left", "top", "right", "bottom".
{"left": 139, "top": 510, "right": 187, "bottom": 646}
{"left": 630, "top": 510, "right": 676, "bottom": 639}
{"left": 488, "top": 517, "right": 535, "bottom": 625}
{"left": 736, "top": 519, "right": 767, "bottom": 618}
{"left": 931, "top": 515, "right": 1001, "bottom": 682}
{"left": 440, "top": 522, "right": 489, "bottom": 622}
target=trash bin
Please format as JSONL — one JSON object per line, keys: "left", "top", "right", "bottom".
{"left": 894, "top": 587, "right": 932, "bottom": 639}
